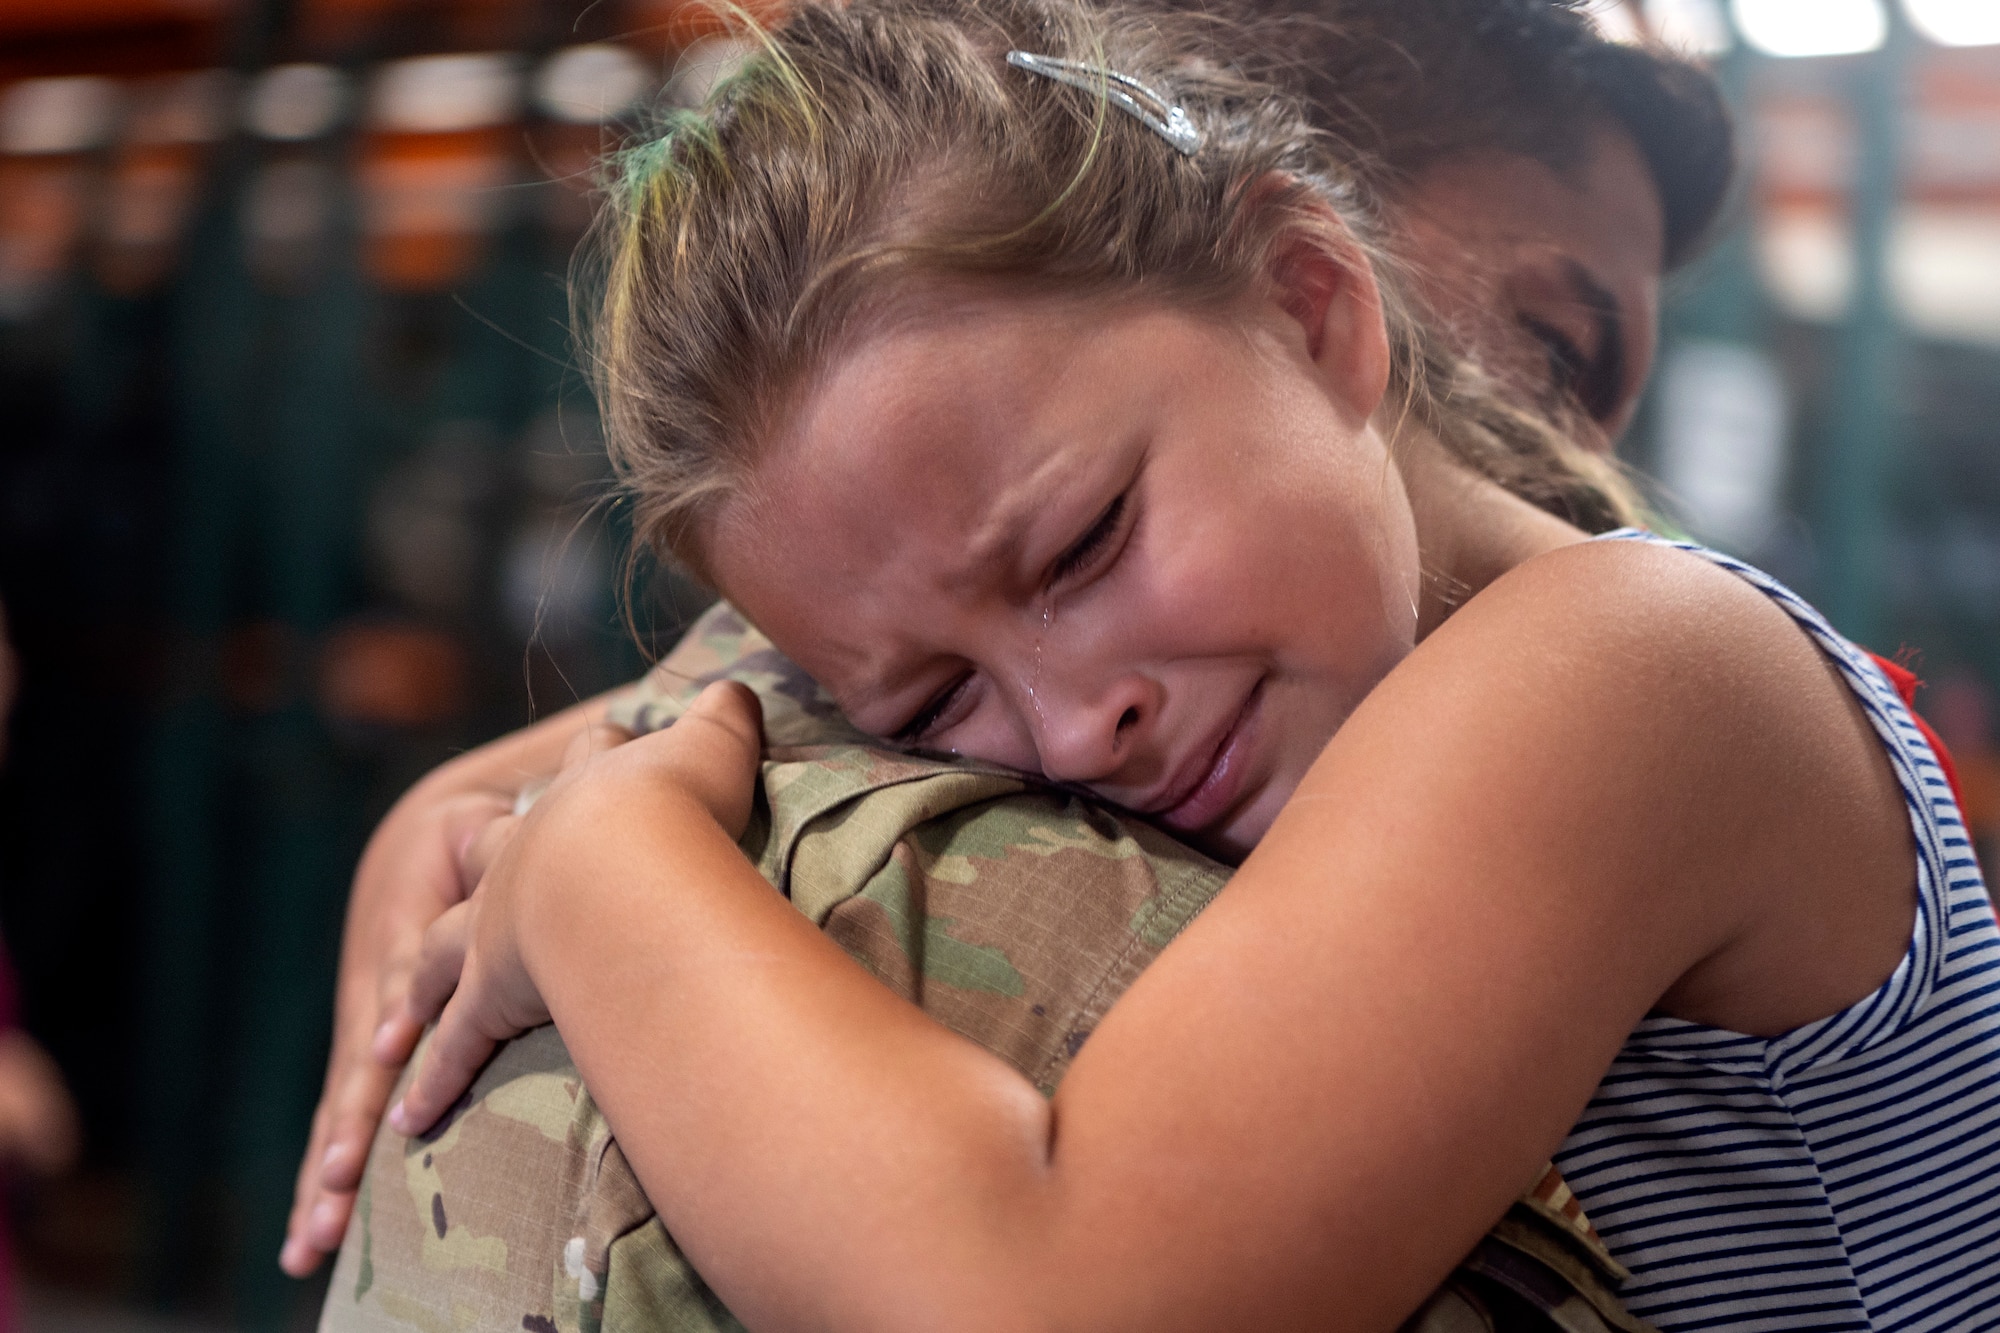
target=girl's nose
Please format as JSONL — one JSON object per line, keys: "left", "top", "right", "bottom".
{"left": 1028, "top": 673, "right": 1157, "bottom": 787}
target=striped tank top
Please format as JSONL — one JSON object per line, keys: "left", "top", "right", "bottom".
{"left": 1554, "top": 530, "right": 2000, "bottom": 1331}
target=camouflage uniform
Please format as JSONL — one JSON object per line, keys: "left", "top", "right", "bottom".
{"left": 321, "top": 603, "right": 1654, "bottom": 1333}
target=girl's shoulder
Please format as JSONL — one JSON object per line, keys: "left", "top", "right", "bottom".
{"left": 1388, "top": 530, "right": 1916, "bottom": 1036}
{"left": 1448, "top": 529, "right": 1818, "bottom": 690}
{"left": 1391, "top": 528, "right": 1844, "bottom": 772}
{"left": 1424, "top": 528, "right": 1871, "bottom": 759}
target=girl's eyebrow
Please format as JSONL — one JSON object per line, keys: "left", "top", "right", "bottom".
{"left": 845, "top": 436, "right": 1139, "bottom": 724}
{"left": 838, "top": 489, "right": 1068, "bottom": 728}
{"left": 944, "top": 453, "right": 1099, "bottom": 591}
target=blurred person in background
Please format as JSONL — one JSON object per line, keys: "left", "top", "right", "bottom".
{"left": 1258, "top": 0, "right": 1732, "bottom": 442}
{"left": 281, "top": 0, "right": 1734, "bottom": 1276}
{"left": 0, "top": 602, "right": 81, "bottom": 1332}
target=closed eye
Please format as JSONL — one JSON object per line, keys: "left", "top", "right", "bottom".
{"left": 1519, "top": 263, "right": 1626, "bottom": 425}
{"left": 1048, "top": 494, "right": 1126, "bottom": 588}
{"left": 894, "top": 493, "right": 1127, "bottom": 745}
{"left": 892, "top": 672, "right": 972, "bottom": 745}
{"left": 1521, "top": 315, "right": 1587, "bottom": 401}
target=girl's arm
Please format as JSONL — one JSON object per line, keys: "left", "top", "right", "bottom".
{"left": 399, "top": 542, "right": 1912, "bottom": 1332}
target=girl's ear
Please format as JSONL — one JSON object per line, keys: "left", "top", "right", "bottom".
{"left": 1258, "top": 182, "right": 1393, "bottom": 429}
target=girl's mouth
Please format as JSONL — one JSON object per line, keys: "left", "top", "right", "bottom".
{"left": 1155, "top": 678, "right": 1265, "bottom": 836}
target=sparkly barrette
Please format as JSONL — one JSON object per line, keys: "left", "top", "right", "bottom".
{"left": 1005, "top": 50, "right": 1202, "bottom": 157}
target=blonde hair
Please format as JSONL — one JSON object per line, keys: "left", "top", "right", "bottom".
{"left": 586, "top": 0, "right": 1642, "bottom": 582}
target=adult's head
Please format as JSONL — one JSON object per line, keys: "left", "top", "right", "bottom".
{"left": 1255, "top": 0, "right": 1736, "bottom": 439}
{"left": 591, "top": 0, "right": 1644, "bottom": 857}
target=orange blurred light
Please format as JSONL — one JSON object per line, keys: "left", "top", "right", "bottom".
{"left": 357, "top": 126, "right": 515, "bottom": 289}
{"left": 0, "top": 0, "right": 226, "bottom": 36}
{"left": 318, "top": 620, "right": 468, "bottom": 728}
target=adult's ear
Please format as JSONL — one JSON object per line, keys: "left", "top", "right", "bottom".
{"left": 1252, "top": 174, "right": 1393, "bottom": 430}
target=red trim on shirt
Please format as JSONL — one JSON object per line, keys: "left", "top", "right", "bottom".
{"left": 1869, "top": 653, "right": 1966, "bottom": 814}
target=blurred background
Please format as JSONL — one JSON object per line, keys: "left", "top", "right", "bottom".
{"left": 0, "top": 0, "right": 1989, "bottom": 1328}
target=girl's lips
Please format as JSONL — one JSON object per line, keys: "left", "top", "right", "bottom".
{"left": 1156, "top": 680, "right": 1264, "bottom": 835}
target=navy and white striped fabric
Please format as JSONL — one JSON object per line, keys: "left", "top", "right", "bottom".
{"left": 1553, "top": 530, "right": 2000, "bottom": 1331}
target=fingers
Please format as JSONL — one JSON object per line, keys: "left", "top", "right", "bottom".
{"left": 628, "top": 682, "right": 766, "bottom": 837}
{"left": 281, "top": 1104, "right": 336, "bottom": 1276}
{"left": 437, "top": 790, "right": 514, "bottom": 899}
{"left": 370, "top": 796, "right": 505, "bottom": 1065}
{"left": 288, "top": 892, "right": 502, "bottom": 1268}
{"left": 556, "top": 716, "right": 635, "bottom": 779}
{"left": 564, "top": 718, "right": 630, "bottom": 766}
{"left": 370, "top": 997, "right": 426, "bottom": 1070}
{"left": 319, "top": 1054, "right": 400, "bottom": 1192}
{"left": 402, "top": 901, "right": 473, "bottom": 1036}
{"left": 281, "top": 759, "right": 556, "bottom": 1277}
{"left": 281, "top": 1091, "right": 361, "bottom": 1276}
{"left": 388, "top": 994, "right": 500, "bottom": 1138}
{"left": 372, "top": 938, "right": 426, "bottom": 1068}
{"left": 671, "top": 682, "right": 766, "bottom": 783}
{"left": 454, "top": 813, "right": 521, "bottom": 899}
{"left": 282, "top": 1018, "right": 407, "bottom": 1275}
{"left": 685, "top": 680, "right": 765, "bottom": 750}
{"left": 280, "top": 1187, "right": 354, "bottom": 1277}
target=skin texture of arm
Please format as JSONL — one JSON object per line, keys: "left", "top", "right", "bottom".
{"left": 279, "top": 688, "right": 627, "bottom": 1276}
{"left": 399, "top": 539, "right": 1914, "bottom": 1332}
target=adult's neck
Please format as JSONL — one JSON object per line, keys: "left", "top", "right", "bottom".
{"left": 1397, "top": 429, "right": 1592, "bottom": 642}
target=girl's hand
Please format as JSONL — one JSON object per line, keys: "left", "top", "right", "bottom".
{"left": 388, "top": 682, "right": 765, "bottom": 1137}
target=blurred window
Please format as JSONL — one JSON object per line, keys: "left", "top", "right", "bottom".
{"left": 0, "top": 78, "right": 118, "bottom": 156}
{"left": 1645, "top": 0, "right": 1735, "bottom": 56}
{"left": 246, "top": 63, "right": 350, "bottom": 142}
{"left": 1732, "top": 0, "right": 1889, "bottom": 58}
{"left": 534, "top": 44, "right": 652, "bottom": 124}
{"left": 369, "top": 53, "right": 522, "bottom": 133}
{"left": 1906, "top": 0, "right": 2000, "bottom": 49}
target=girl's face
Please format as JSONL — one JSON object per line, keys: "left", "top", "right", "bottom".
{"left": 710, "top": 286, "right": 1420, "bottom": 862}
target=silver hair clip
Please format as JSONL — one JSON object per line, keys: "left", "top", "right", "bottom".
{"left": 1005, "top": 50, "right": 1201, "bottom": 157}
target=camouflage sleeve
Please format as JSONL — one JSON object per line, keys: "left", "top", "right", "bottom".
{"left": 321, "top": 603, "right": 1655, "bottom": 1333}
